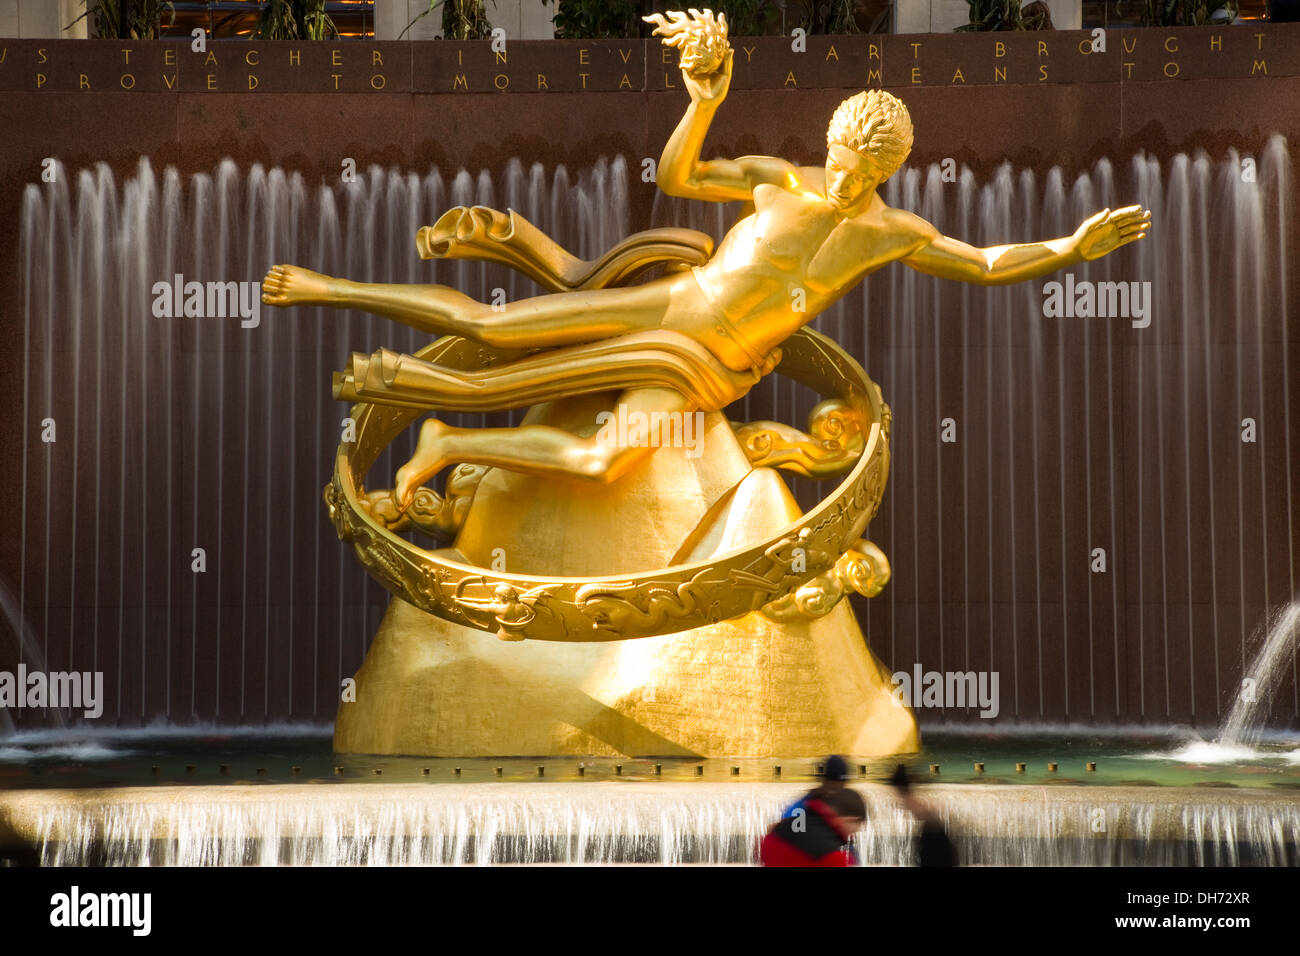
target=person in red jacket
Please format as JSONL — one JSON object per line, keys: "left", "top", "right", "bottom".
{"left": 760, "top": 786, "right": 866, "bottom": 866}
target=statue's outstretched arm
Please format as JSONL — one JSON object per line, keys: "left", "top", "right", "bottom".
{"left": 898, "top": 204, "right": 1151, "bottom": 286}
{"left": 648, "top": 8, "right": 797, "bottom": 203}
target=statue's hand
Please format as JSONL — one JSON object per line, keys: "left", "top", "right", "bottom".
{"left": 683, "top": 48, "right": 733, "bottom": 104}
{"left": 1072, "top": 204, "right": 1151, "bottom": 261}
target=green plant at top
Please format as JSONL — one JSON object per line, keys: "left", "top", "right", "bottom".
{"left": 256, "top": 0, "right": 339, "bottom": 40}
{"left": 797, "top": 0, "right": 863, "bottom": 34}
{"left": 543, "top": 0, "right": 643, "bottom": 39}
{"left": 68, "top": 0, "right": 175, "bottom": 39}
{"left": 1140, "top": 0, "right": 1236, "bottom": 24}
{"left": 721, "top": 0, "right": 861, "bottom": 35}
{"left": 402, "top": 0, "right": 494, "bottom": 40}
{"left": 958, "top": 0, "right": 1050, "bottom": 30}
{"left": 711, "top": 0, "right": 783, "bottom": 35}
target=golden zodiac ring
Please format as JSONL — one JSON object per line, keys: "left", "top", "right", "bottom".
{"left": 323, "top": 327, "right": 892, "bottom": 643}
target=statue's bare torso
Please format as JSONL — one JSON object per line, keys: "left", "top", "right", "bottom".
{"left": 687, "top": 173, "right": 926, "bottom": 365}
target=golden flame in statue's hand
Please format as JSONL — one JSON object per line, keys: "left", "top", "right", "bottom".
{"left": 644, "top": 8, "right": 730, "bottom": 77}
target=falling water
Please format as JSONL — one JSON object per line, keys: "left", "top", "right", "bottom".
{"left": 9, "top": 138, "right": 1296, "bottom": 729}
{"left": 1220, "top": 601, "right": 1300, "bottom": 745}
{"left": 0, "top": 575, "right": 63, "bottom": 737}
{"left": 5, "top": 783, "right": 1296, "bottom": 866}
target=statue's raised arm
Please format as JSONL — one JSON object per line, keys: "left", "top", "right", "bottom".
{"left": 645, "top": 8, "right": 797, "bottom": 203}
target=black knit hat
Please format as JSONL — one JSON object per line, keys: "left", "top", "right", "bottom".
{"left": 822, "top": 754, "right": 850, "bottom": 782}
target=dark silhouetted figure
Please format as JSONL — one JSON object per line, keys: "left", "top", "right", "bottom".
{"left": 890, "top": 764, "right": 955, "bottom": 867}
{"left": 761, "top": 786, "right": 866, "bottom": 867}
{"left": 780, "top": 753, "right": 850, "bottom": 820}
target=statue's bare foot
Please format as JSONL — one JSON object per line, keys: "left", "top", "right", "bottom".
{"left": 261, "top": 264, "right": 334, "bottom": 307}
{"left": 394, "top": 418, "right": 452, "bottom": 512}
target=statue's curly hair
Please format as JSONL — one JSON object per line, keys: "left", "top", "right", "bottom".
{"left": 826, "top": 90, "right": 914, "bottom": 179}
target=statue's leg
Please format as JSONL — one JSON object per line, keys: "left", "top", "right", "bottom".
{"left": 262, "top": 265, "right": 479, "bottom": 336}
{"left": 392, "top": 386, "right": 694, "bottom": 508}
{"left": 263, "top": 264, "right": 676, "bottom": 348}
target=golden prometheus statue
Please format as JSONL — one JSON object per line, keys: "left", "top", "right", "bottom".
{"left": 262, "top": 9, "right": 1150, "bottom": 757}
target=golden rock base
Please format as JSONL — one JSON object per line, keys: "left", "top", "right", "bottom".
{"left": 333, "top": 392, "right": 918, "bottom": 757}
{"left": 333, "top": 597, "right": 918, "bottom": 757}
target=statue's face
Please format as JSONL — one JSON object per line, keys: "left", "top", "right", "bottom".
{"left": 824, "top": 144, "right": 882, "bottom": 212}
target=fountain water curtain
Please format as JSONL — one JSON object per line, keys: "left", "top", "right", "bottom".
{"left": 10, "top": 138, "right": 1295, "bottom": 729}
{"left": 6, "top": 782, "right": 1297, "bottom": 866}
